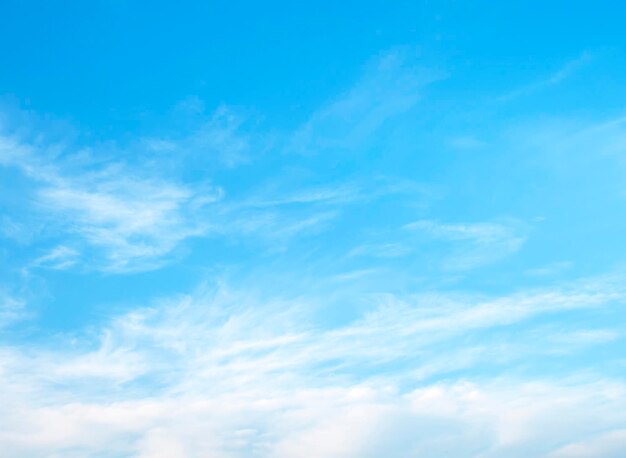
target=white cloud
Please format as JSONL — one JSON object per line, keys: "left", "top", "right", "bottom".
{"left": 246, "top": 183, "right": 362, "bottom": 207}
{"left": 497, "top": 52, "right": 591, "bottom": 102}
{"left": 287, "top": 49, "right": 442, "bottom": 156}
{"left": 1, "top": 375, "right": 625, "bottom": 457}
{"left": 0, "top": 215, "right": 35, "bottom": 244}
{"left": 0, "top": 273, "right": 624, "bottom": 456}
{"left": 525, "top": 261, "right": 573, "bottom": 277}
{"left": 29, "top": 245, "right": 79, "bottom": 270}
{"left": 37, "top": 172, "right": 219, "bottom": 272}
{"left": 548, "top": 429, "right": 626, "bottom": 458}
{"left": 188, "top": 106, "right": 255, "bottom": 167}
{"left": 143, "top": 104, "right": 260, "bottom": 167}
{"left": 348, "top": 242, "right": 412, "bottom": 259}
{"left": 0, "top": 129, "right": 225, "bottom": 272}
{"left": 0, "top": 293, "right": 27, "bottom": 329}
{"left": 404, "top": 219, "right": 527, "bottom": 270}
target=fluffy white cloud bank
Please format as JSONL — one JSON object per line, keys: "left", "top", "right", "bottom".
{"left": 0, "top": 274, "right": 624, "bottom": 457}
{"left": 3, "top": 378, "right": 625, "bottom": 458}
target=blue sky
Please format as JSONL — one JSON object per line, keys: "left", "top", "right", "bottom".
{"left": 2, "top": 1, "right": 626, "bottom": 456}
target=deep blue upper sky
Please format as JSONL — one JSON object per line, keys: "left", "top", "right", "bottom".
{"left": 2, "top": 1, "right": 625, "bottom": 129}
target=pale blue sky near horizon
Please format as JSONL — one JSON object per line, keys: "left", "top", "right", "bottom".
{"left": 2, "top": 2, "right": 626, "bottom": 457}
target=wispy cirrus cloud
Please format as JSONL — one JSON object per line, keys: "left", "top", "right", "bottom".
{"left": 36, "top": 171, "right": 221, "bottom": 272}
{"left": 0, "top": 127, "right": 225, "bottom": 272}
{"left": 403, "top": 219, "right": 527, "bottom": 270}
{"left": 0, "top": 293, "right": 27, "bottom": 329}
{"left": 0, "top": 50, "right": 447, "bottom": 274}
{"left": 142, "top": 103, "right": 262, "bottom": 168}
{"left": 28, "top": 245, "right": 79, "bottom": 271}
{"left": 287, "top": 49, "right": 443, "bottom": 156}
{"left": 496, "top": 51, "right": 592, "bottom": 102}
{"left": 345, "top": 218, "right": 527, "bottom": 270}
